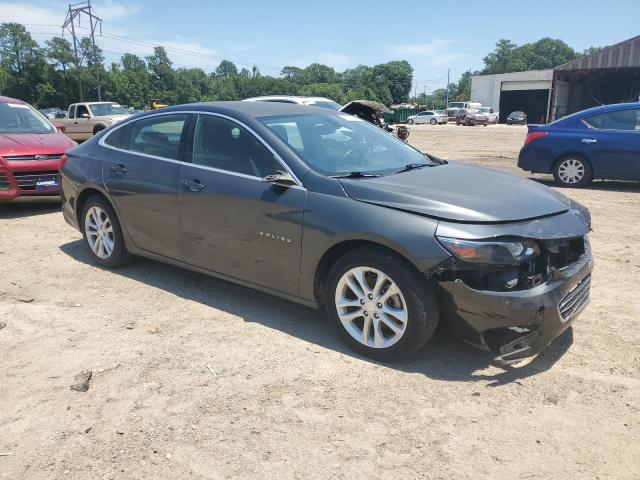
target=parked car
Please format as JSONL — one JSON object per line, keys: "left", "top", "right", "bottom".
{"left": 0, "top": 96, "right": 76, "bottom": 201}
{"left": 433, "top": 110, "right": 448, "bottom": 124}
{"left": 58, "top": 102, "right": 131, "bottom": 141}
{"left": 243, "top": 95, "right": 341, "bottom": 110}
{"left": 518, "top": 103, "right": 640, "bottom": 187}
{"left": 39, "top": 107, "right": 67, "bottom": 119}
{"left": 61, "top": 102, "right": 592, "bottom": 365}
{"left": 406, "top": 110, "right": 446, "bottom": 125}
{"left": 479, "top": 107, "right": 498, "bottom": 124}
{"left": 507, "top": 111, "right": 527, "bottom": 125}
{"left": 455, "top": 108, "right": 489, "bottom": 126}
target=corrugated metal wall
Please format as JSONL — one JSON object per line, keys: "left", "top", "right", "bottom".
{"left": 470, "top": 70, "right": 553, "bottom": 109}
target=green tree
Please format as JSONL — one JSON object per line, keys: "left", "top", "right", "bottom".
{"left": 146, "top": 46, "right": 176, "bottom": 102}
{"left": 45, "top": 37, "right": 74, "bottom": 72}
{"left": 482, "top": 38, "right": 578, "bottom": 74}
{"left": 215, "top": 60, "right": 238, "bottom": 77}
{"left": 372, "top": 60, "right": 413, "bottom": 104}
{"left": 0, "top": 23, "right": 49, "bottom": 103}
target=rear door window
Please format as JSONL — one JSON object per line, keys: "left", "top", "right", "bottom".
{"left": 584, "top": 109, "right": 640, "bottom": 131}
{"left": 128, "top": 114, "right": 188, "bottom": 160}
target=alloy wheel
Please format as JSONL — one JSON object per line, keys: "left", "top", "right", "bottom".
{"left": 85, "top": 206, "right": 114, "bottom": 259}
{"left": 334, "top": 266, "right": 408, "bottom": 348}
{"left": 558, "top": 158, "right": 585, "bottom": 184}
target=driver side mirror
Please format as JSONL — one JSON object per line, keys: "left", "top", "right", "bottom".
{"left": 79, "top": 112, "right": 90, "bottom": 119}
{"left": 262, "top": 170, "right": 297, "bottom": 187}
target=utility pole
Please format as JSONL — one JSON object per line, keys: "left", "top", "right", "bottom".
{"left": 445, "top": 68, "right": 450, "bottom": 108}
{"left": 62, "top": 1, "right": 103, "bottom": 101}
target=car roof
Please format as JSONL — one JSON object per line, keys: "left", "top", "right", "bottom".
{"left": 572, "top": 102, "right": 639, "bottom": 116}
{"left": 0, "top": 96, "right": 27, "bottom": 104}
{"left": 243, "top": 95, "right": 336, "bottom": 103}
{"left": 147, "top": 101, "right": 338, "bottom": 118}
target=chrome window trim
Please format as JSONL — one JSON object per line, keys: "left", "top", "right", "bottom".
{"left": 98, "top": 110, "right": 306, "bottom": 189}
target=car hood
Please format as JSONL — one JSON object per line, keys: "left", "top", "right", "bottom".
{"left": 338, "top": 161, "right": 571, "bottom": 223}
{"left": 99, "top": 114, "right": 130, "bottom": 123}
{"left": 0, "top": 132, "right": 76, "bottom": 156}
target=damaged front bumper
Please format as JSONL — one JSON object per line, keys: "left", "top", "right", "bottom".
{"left": 438, "top": 249, "right": 592, "bottom": 365}
{"left": 433, "top": 208, "right": 593, "bottom": 365}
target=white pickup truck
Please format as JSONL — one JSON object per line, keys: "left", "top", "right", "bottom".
{"left": 59, "top": 102, "right": 131, "bottom": 141}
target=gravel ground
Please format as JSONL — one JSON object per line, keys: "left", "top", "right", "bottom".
{"left": 1, "top": 123, "right": 639, "bottom": 479}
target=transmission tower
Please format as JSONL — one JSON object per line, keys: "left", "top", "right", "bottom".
{"left": 62, "top": 1, "right": 103, "bottom": 101}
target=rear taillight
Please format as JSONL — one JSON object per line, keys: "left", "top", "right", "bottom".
{"left": 524, "top": 131, "right": 548, "bottom": 146}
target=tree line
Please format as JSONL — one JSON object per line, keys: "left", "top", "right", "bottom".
{"left": 0, "top": 23, "right": 414, "bottom": 109}
{"left": 0, "top": 22, "right": 602, "bottom": 111}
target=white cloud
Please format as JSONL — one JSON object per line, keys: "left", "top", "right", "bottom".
{"left": 386, "top": 39, "right": 463, "bottom": 66}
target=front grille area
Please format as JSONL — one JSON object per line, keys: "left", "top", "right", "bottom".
{"left": 12, "top": 171, "right": 60, "bottom": 191}
{"left": 559, "top": 274, "right": 591, "bottom": 320}
{"left": 3, "top": 153, "right": 63, "bottom": 161}
{"left": 0, "top": 173, "right": 10, "bottom": 191}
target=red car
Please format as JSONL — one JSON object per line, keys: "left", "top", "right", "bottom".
{"left": 0, "top": 96, "right": 76, "bottom": 201}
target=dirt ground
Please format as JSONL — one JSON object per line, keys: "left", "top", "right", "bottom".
{"left": 1, "top": 123, "right": 639, "bottom": 479}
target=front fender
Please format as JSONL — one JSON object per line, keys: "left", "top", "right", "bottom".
{"left": 299, "top": 192, "right": 450, "bottom": 301}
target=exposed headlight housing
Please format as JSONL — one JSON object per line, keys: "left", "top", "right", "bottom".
{"left": 437, "top": 237, "right": 540, "bottom": 265}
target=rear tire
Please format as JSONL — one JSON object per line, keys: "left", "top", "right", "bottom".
{"left": 81, "top": 195, "right": 133, "bottom": 268}
{"left": 552, "top": 155, "right": 593, "bottom": 187}
{"left": 430, "top": 118, "right": 437, "bottom": 125}
{"left": 324, "top": 247, "right": 439, "bottom": 360}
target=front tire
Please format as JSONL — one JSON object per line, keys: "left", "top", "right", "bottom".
{"left": 324, "top": 247, "right": 439, "bottom": 360}
{"left": 407, "top": 119, "right": 414, "bottom": 125}
{"left": 81, "top": 195, "right": 133, "bottom": 268}
{"left": 553, "top": 156, "right": 593, "bottom": 187}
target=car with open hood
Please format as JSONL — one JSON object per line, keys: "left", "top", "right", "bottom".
{"left": 60, "top": 101, "right": 592, "bottom": 365}
{"left": 0, "top": 96, "right": 76, "bottom": 201}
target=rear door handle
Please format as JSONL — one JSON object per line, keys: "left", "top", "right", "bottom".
{"left": 581, "top": 138, "right": 597, "bottom": 144}
{"left": 110, "top": 164, "right": 127, "bottom": 175}
{"left": 182, "top": 179, "right": 205, "bottom": 192}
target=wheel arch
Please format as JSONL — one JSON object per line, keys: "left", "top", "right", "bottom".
{"left": 92, "top": 123, "right": 109, "bottom": 135}
{"left": 313, "top": 239, "right": 425, "bottom": 308}
{"left": 75, "top": 186, "right": 116, "bottom": 228}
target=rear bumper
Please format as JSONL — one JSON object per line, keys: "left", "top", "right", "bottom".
{"left": 0, "top": 160, "right": 62, "bottom": 201}
{"left": 517, "top": 146, "right": 555, "bottom": 173}
{"left": 438, "top": 246, "right": 593, "bottom": 365}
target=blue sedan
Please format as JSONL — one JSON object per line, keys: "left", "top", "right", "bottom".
{"left": 518, "top": 103, "right": 640, "bottom": 187}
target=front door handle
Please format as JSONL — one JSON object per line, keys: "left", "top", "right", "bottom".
{"left": 110, "top": 164, "right": 127, "bottom": 175}
{"left": 182, "top": 179, "right": 205, "bottom": 192}
{"left": 581, "top": 138, "right": 597, "bottom": 144}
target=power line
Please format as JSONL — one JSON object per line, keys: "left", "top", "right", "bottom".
{"left": 19, "top": 22, "right": 284, "bottom": 72}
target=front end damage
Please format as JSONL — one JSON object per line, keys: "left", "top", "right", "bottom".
{"left": 432, "top": 207, "right": 593, "bottom": 365}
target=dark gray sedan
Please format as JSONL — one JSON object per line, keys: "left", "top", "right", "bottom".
{"left": 60, "top": 102, "right": 593, "bottom": 365}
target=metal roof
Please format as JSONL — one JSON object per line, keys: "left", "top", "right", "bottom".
{"left": 555, "top": 35, "right": 640, "bottom": 70}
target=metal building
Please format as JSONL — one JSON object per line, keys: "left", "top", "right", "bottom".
{"left": 470, "top": 70, "right": 553, "bottom": 123}
{"left": 471, "top": 35, "right": 640, "bottom": 123}
{"left": 550, "top": 35, "right": 640, "bottom": 119}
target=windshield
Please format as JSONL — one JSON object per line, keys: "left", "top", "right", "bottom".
{"left": 479, "top": 107, "right": 490, "bottom": 113}
{"left": 448, "top": 102, "right": 465, "bottom": 109}
{"left": 306, "top": 100, "right": 341, "bottom": 110}
{"left": 89, "top": 103, "right": 128, "bottom": 116}
{"left": 259, "top": 113, "right": 434, "bottom": 176}
{"left": 0, "top": 102, "right": 55, "bottom": 134}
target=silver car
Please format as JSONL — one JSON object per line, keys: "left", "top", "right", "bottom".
{"left": 406, "top": 110, "right": 446, "bottom": 125}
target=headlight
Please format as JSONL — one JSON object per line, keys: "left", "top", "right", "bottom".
{"left": 437, "top": 237, "right": 540, "bottom": 265}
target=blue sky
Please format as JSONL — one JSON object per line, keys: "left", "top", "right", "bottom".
{"left": 3, "top": 0, "right": 639, "bottom": 92}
